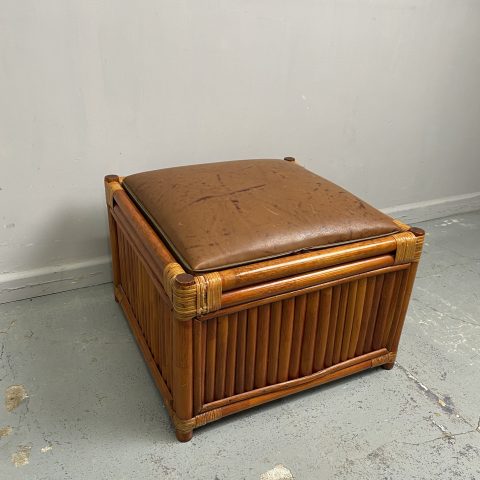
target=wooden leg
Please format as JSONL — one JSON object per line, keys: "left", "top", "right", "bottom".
{"left": 381, "top": 361, "right": 395, "bottom": 370}
{"left": 107, "top": 208, "right": 121, "bottom": 287}
{"left": 114, "top": 286, "right": 123, "bottom": 304}
{"left": 380, "top": 351, "right": 396, "bottom": 370}
{"left": 171, "top": 274, "right": 195, "bottom": 443}
{"left": 175, "top": 429, "right": 193, "bottom": 442}
{"left": 172, "top": 315, "right": 194, "bottom": 442}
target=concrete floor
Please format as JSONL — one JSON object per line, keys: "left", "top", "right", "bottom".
{"left": 1, "top": 211, "right": 479, "bottom": 479}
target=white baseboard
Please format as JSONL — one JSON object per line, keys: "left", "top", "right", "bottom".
{"left": 0, "top": 256, "right": 112, "bottom": 304}
{"left": 1, "top": 191, "right": 479, "bottom": 305}
{"left": 382, "top": 191, "right": 480, "bottom": 225}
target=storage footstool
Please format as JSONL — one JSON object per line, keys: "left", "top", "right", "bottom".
{"left": 104, "top": 158, "right": 424, "bottom": 442}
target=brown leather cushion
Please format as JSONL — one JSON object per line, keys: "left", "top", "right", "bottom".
{"left": 123, "top": 159, "right": 399, "bottom": 273}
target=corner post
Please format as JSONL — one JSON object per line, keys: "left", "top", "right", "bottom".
{"left": 172, "top": 273, "right": 195, "bottom": 442}
{"left": 383, "top": 227, "right": 425, "bottom": 369}
{"left": 104, "top": 175, "right": 122, "bottom": 296}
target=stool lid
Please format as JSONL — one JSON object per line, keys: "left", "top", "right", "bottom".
{"left": 123, "top": 159, "right": 399, "bottom": 273}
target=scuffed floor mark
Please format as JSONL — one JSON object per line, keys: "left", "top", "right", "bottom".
{"left": 12, "top": 445, "right": 31, "bottom": 467}
{"left": 431, "top": 418, "right": 455, "bottom": 442}
{"left": 0, "top": 425, "right": 12, "bottom": 438}
{"left": 413, "top": 293, "right": 480, "bottom": 329}
{"left": 395, "top": 363, "right": 455, "bottom": 415}
{"left": 437, "top": 218, "right": 460, "bottom": 227}
{"left": 397, "top": 363, "right": 480, "bottom": 438}
{"left": 0, "top": 320, "right": 16, "bottom": 334}
{"left": 401, "top": 416, "right": 480, "bottom": 446}
{"left": 5, "top": 384, "right": 28, "bottom": 412}
{"left": 260, "top": 464, "right": 294, "bottom": 480}
{"left": 41, "top": 444, "right": 52, "bottom": 453}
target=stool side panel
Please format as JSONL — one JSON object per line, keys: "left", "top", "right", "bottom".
{"left": 193, "top": 264, "right": 414, "bottom": 413}
{"left": 116, "top": 225, "right": 175, "bottom": 397}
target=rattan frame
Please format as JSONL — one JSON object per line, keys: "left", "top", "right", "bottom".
{"left": 104, "top": 172, "right": 424, "bottom": 442}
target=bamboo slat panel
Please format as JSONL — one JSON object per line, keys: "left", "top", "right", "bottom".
{"left": 196, "top": 268, "right": 408, "bottom": 408}
{"left": 117, "top": 227, "right": 174, "bottom": 393}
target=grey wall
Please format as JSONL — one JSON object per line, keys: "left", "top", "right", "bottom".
{"left": 1, "top": 0, "right": 480, "bottom": 299}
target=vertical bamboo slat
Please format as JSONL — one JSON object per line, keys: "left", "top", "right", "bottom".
{"left": 300, "top": 291, "right": 320, "bottom": 376}
{"left": 193, "top": 320, "right": 205, "bottom": 414}
{"left": 382, "top": 271, "right": 405, "bottom": 346}
{"left": 166, "top": 308, "right": 173, "bottom": 390}
{"left": 255, "top": 304, "right": 271, "bottom": 388}
{"left": 386, "top": 270, "right": 408, "bottom": 350}
{"left": 341, "top": 281, "right": 358, "bottom": 362}
{"left": 289, "top": 294, "right": 307, "bottom": 379}
{"left": 235, "top": 310, "right": 247, "bottom": 394}
{"left": 333, "top": 283, "right": 349, "bottom": 364}
{"left": 225, "top": 313, "right": 238, "bottom": 397}
{"left": 324, "top": 285, "right": 341, "bottom": 368}
{"left": 159, "top": 301, "right": 166, "bottom": 376}
{"left": 313, "top": 287, "right": 333, "bottom": 372}
{"left": 389, "top": 263, "right": 419, "bottom": 352}
{"left": 267, "top": 302, "right": 282, "bottom": 385}
{"left": 205, "top": 318, "right": 217, "bottom": 403}
{"left": 372, "top": 272, "right": 396, "bottom": 350}
{"left": 159, "top": 300, "right": 165, "bottom": 374}
{"left": 364, "top": 274, "right": 384, "bottom": 353}
{"left": 348, "top": 278, "right": 368, "bottom": 359}
{"left": 355, "top": 276, "right": 376, "bottom": 356}
{"left": 138, "top": 260, "right": 144, "bottom": 336}
{"left": 214, "top": 315, "right": 229, "bottom": 400}
{"left": 150, "top": 283, "right": 157, "bottom": 361}
{"left": 141, "top": 267, "right": 147, "bottom": 345}
{"left": 245, "top": 307, "right": 258, "bottom": 391}
{"left": 277, "top": 298, "right": 295, "bottom": 382}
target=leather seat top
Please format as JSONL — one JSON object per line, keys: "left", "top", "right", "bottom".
{"left": 123, "top": 159, "right": 399, "bottom": 273}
